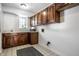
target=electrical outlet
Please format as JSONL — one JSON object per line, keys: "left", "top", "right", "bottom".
{"left": 47, "top": 41, "right": 51, "bottom": 46}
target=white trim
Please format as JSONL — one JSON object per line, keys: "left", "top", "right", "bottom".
{"left": 39, "top": 43, "right": 66, "bottom": 56}
{"left": 0, "top": 49, "right": 2, "bottom": 53}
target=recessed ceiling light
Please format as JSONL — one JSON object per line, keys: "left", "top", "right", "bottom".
{"left": 20, "top": 3, "right": 29, "bottom": 9}
{"left": 43, "top": 11, "right": 46, "bottom": 15}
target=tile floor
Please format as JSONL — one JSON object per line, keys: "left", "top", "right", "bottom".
{"left": 0, "top": 44, "right": 59, "bottom": 56}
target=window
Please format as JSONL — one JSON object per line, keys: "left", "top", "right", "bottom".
{"left": 19, "top": 17, "right": 26, "bottom": 29}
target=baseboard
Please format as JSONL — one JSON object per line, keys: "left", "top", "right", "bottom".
{"left": 39, "top": 43, "right": 65, "bottom": 56}
{"left": 0, "top": 50, "right": 2, "bottom": 53}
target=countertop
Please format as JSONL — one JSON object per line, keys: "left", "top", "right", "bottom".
{"left": 2, "top": 31, "right": 38, "bottom": 34}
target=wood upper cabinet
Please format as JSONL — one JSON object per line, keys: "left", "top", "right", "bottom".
{"left": 37, "top": 12, "right": 42, "bottom": 25}
{"left": 30, "top": 17, "right": 33, "bottom": 27}
{"left": 54, "top": 3, "right": 70, "bottom": 22}
{"left": 30, "top": 16, "right": 35, "bottom": 27}
{"left": 30, "top": 3, "right": 64, "bottom": 25}
{"left": 55, "top": 3, "right": 79, "bottom": 11}
{"left": 30, "top": 3, "right": 79, "bottom": 26}
{"left": 47, "top": 3, "right": 65, "bottom": 23}
{"left": 55, "top": 3, "right": 66, "bottom": 10}
{"left": 34, "top": 15, "right": 37, "bottom": 26}
{"left": 47, "top": 4, "right": 55, "bottom": 23}
{"left": 41, "top": 9, "right": 48, "bottom": 24}
{"left": 47, "top": 4, "right": 61, "bottom": 23}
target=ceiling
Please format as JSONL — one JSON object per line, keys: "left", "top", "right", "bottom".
{"left": 2, "top": 3, "right": 51, "bottom": 14}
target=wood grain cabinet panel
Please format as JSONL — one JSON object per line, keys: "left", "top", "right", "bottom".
{"left": 47, "top": 3, "right": 65, "bottom": 23}
{"left": 30, "top": 17, "right": 33, "bottom": 27}
{"left": 47, "top": 5, "right": 55, "bottom": 23}
{"left": 34, "top": 15, "right": 37, "bottom": 26}
{"left": 30, "top": 3, "right": 79, "bottom": 26}
{"left": 37, "top": 13, "right": 42, "bottom": 25}
{"left": 30, "top": 32, "right": 38, "bottom": 45}
{"left": 41, "top": 9, "right": 48, "bottom": 24}
{"left": 18, "top": 33, "right": 29, "bottom": 45}
{"left": 30, "top": 15, "right": 38, "bottom": 26}
{"left": 56, "top": 3, "right": 79, "bottom": 11}
{"left": 54, "top": 3, "right": 69, "bottom": 22}
{"left": 2, "top": 32, "right": 38, "bottom": 49}
{"left": 2, "top": 33, "right": 29, "bottom": 49}
{"left": 30, "top": 16, "right": 35, "bottom": 27}
{"left": 55, "top": 3, "right": 66, "bottom": 10}
{"left": 13, "top": 35, "right": 19, "bottom": 46}
{"left": 2, "top": 34, "right": 11, "bottom": 48}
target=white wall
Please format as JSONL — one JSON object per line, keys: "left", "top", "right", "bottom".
{"left": 2, "top": 12, "right": 30, "bottom": 32}
{"left": 37, "top": 6, "right": 79, "bottom": 56}
{"left": 2, "top": 12, "right": 19, "bottom": 32}
{"left": 2, "top": 6, "right": 31, "bottom": 32}
{"left": 0, "top": 4, "right": 3, "bottom": 53}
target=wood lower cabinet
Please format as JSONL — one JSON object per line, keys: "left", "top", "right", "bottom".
{"left": 2, "top": 34, "right": 11, "bottom": 48}
{"left": 30, "top": 32, "right": 38, "bottom": 45}
{"left": 2, "top": 32, "right": 38, "bottom": 49}
{"left": 13, "top": 35, "right": 19, "bottom": 46}
{"left": 17, "top": 33, "right": 29, "bottom": 45}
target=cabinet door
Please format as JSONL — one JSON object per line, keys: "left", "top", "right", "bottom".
{"left": 13, "top": 35, "right": 19, "bottom": 46}
{"left": 23, "top": 33, "right": 28, "bottom": 44}
{"left": 2, "top": 35, "right": 11, "bottom": 49}
{"left": 34, "top": 15, "right": 37, "bottom": 26}
{"left": 55, "top": 10, "right": 60, "bottom": 23}
{"left": 37, "top": 13, "right": 42, "bottom": 25}
{"left": 42, "top": 9, "right": 48, "bottom": 24}
{"left": 47, "top": 5, "right": 55, "bottom": 23}
{"left": 30, "top": 32, "right": 38, "bottom": 45}
{"left": 30, "top": 17, "right": 32, "bottom": 27}
{"left": 18, "top": 33, "right": 28, "bottom": 45}
{"left": 30, "top": 16, "right": 35, "bottom": 27}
